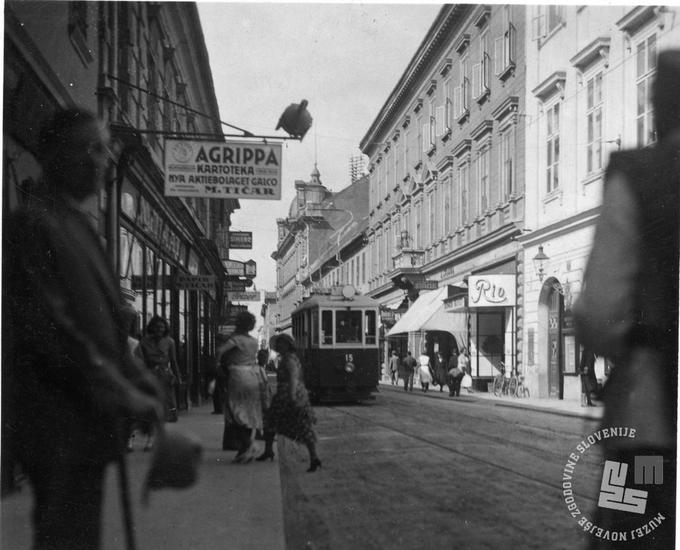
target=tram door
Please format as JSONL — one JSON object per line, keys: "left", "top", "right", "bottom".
{"left": 547, "top": 286, "right": 563, "bottom": 399}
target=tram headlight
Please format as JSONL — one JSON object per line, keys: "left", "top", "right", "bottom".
{"left": 344, "top": 362, "right": 355, "bottom": 374}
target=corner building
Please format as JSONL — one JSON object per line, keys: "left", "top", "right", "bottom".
{"left": 360, "top": 5, "right": 527, "bottom": 390}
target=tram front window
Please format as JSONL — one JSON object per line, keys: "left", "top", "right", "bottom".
{"left": 336, "top": 310, "right": 362, "bottom": 343}
{"left": 365, "top": 310, "right": 377, "bottom": 344}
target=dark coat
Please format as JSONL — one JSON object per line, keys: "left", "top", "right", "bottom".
{"left": 574, "top": 132, "right": 680, "bottom": 449}
{"left": 4, "top": 196, "right": 156, "bottom": 470}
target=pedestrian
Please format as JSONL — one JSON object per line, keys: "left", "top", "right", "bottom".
{"left": 258, "top": 333, "right": 322, "bottom": 472}
{"left": 140, "top": 315, "right": 181, "bottom": 424}
{"left": 417, "top": 349, "right": 434, "bottom": 392}
{"left": 433, "top": 351, "right": 449, "bottom": 392}
{"left": 217, "top": 311, "right": 265, "bottom": 464}
{"left": 458, "top": 349, "right": 473, "bottom": 393}
{"left": 573, "top": 50, "right": 679, "bottom": 549}
{"left": 121, "top": 305, "right": 154, "bottom": 452}
{"left": 401, "top": 351, "right": 417, "bottom": 391}
{"left": 388, "top": 350, "right": 401, "bottom": 386}
{"left": 447, "top": 357, "right": 464, "bottom": 398}
{"left": 3, "top": 107, "right": 163, "bottom": 549}
{"left": 578, "top": 348, "right": 598, "bottom": 407}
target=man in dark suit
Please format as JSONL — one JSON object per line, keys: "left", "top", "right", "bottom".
{"left": 574, "top": 51, "right": 679, "bottom": 549}
{"left": 3, "top": 108, "right": 163, "bottom": 549}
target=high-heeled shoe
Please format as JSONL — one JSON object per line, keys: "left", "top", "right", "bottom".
{"left": 307, "top": 458, "right": 322, "bottom": 472}
{"left": 256, "top": 451, "right": 275, "bottom": 462}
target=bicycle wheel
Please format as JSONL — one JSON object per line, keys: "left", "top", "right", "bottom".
{"left": 492, "top": 375, "right": 504, "bottom": 396}
{"left": 508, "top": 376, "right": 518, "bottom": 397}
{"left": 519, "top": 385, "right": 530, "bottom": 398}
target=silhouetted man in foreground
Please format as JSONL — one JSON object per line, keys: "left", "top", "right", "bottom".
{"left": 3, "top": 108, "right": 163, "bottom": 549}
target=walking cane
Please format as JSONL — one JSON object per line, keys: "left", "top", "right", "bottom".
{"left": 117, "top": 454, "right": 137, "bottom": 550}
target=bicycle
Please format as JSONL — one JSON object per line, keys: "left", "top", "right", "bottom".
{"left": 492, "top": 362, "right": 529, "bottom": 398}
{"left": 514, "top": 373, "right": 530, "bottom": 398}
{"left": 492, "top": 361, "right": 509, "bottom": 396}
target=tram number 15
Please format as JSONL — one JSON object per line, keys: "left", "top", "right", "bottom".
{"left": 344, "top": 354, "right": 354, "bottom": 363}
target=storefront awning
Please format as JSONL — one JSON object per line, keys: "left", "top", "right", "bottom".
{"left": 386, "top": 287, "right": 467, "bottom": 342}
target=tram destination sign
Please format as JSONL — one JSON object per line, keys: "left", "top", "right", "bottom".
{"left": 164, "top": 138, "right": 282, "bottom": 200}
{"left": 227, "top": 291, "right": 261, "bottom": 302}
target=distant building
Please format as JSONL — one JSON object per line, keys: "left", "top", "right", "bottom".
{"left": 270, "top": 167, "right": 369, "bottom": 332}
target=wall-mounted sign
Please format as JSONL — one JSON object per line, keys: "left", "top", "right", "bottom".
{"left": 164, "top": 139, "right": 282, "bottom": 200}
{"left": 223, "top": 259, "right": 245, "bottom": 277}
{"left": 175, "top": 274, "right": 215, "bottom": 291}
{"left": 468, "top": 275, "right": 516, "bottom": 307}
{"left": 413, "top": 279, "right": 439, "bottom": 291}
{"left": 229, "top": 231, "right": 253, "bottom": 249}
{"left": 227, "top": 291, "right": 261, "bottom": 302}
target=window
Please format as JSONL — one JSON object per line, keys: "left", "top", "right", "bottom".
{"left": 586, "top": 72, "right": 603, "bottom": 173}
{"left": 533, "top": 5, "right": 564, "bottom": 41}
{"left": 364, "top": 311, "right": 377, "bottom": 344}
{"left": 336, "top": 310, "right": 362, "bottom": 343}
{"left": 443, "top": 175, "right": 452, "bottom": 235}
{"left": 500, "top": 125, "right": 515, "bottom": 200}
{"left": 495, "top": 6, "right": 515, "bottom": 78}
{"left": 403, "top": 128, "right": 410, "bottom": 175}
{"left": 478, "top": 146, "right": 490, "bottom": 213}
{"left": 428, "top": 192, "right": 436, "bottom": 244}
{"left": 415, "top": 202, "right": 422, "bottom": 249}
{"left": 444, "top": 79, "right": 453, "bottom": 131}
{"left": 473, "top": 32, "right": 490, "bottom": 100}
{"left": 636, "top": 34, "right": 657, "bottom": 146}
{"left": 321, "top": 310, "right": 333, "bottom": 344}
{"left": 428, "top": 97, "right": 436, "bottom": 149}
{"left": 459, "top": 163, "right": 470, "bottom": 225}
{"left": 546, "top": 103, "right": 560, "bottom": 193}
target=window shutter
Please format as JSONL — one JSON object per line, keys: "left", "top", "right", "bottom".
{"left": 494, "top": 36, "right": 504, "bottom": 75}
{"left": 463, "top": 77, "right": 470, "bottom": 110}
{"left": 436, "top": 106, "right": 445, "bottom": 136}
{"left": 472, "top": 63, "right": 481, "bottom": 99}
{"left": 422, "top": 124, "right": 429, "bottom": 152}
{"left": 531, "top": 14, "right": 546, "bottom": 41}
{"left": 445, "top": 98, "right": 452, "bottom": 130}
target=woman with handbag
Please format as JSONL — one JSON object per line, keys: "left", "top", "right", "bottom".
{"left": 217, "top": 311, "right": 264, "bottom": 463}
{"left": 140, "top": 316, "right": 181, "bottom": 426}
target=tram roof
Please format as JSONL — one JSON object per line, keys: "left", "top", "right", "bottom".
{"left": 293, "top": 293, "right": 380, "bottom": 313}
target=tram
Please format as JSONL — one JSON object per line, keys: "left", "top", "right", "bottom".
{"left": 291, "top": 285, "right": 381, "bottom": 403}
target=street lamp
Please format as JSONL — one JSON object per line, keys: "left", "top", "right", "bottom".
{"left": 532, "top": 245, "right": 549, "bottom": 282}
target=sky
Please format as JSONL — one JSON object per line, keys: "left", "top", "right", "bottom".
{"left": 197, "top": 1, "right": 442, "bottom": 322}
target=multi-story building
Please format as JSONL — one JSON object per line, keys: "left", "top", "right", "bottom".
{"left": 520, "top": 5, "right": 680, "bottom": 400}
{"left": 3, "top": 1, "right": 239, "bottom": 405}
{"left": 360, "top": 4, "right": 527, "bottom": 388}
{"left": 270, "top": 168, "right": 369, "bottom": 333}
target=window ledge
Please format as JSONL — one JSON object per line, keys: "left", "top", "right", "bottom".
{"left": 456, "top": 110, "right": 470, "bottom": 124}
{"left": 581, "top": 170, "right": 604, "bottom": 187}
{"left": 475, "top": 88, "right": 490, "bottom": 105}
{"left": 441, "top": 128, "right": 452, "bottom": 142}
{"left": 497, "top": 63, "right": 515, "bottom": 82}
{"left": 543, "top": 188, "right": 563, "bottom": 206}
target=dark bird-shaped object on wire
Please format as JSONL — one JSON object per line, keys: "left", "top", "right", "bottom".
{"left": 276, "top": 99, "right": 313, "bottom": 141}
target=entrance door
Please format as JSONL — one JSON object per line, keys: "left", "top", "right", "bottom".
{"left": 547, "top": 286, "right": 563, "bottom": 398}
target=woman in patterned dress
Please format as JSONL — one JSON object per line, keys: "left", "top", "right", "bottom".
{"left": 257, "top": 333, "right": 322, "bottom": 472}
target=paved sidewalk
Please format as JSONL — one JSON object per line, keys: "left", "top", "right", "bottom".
{"left": 1, "top": 404, "right": 285, "bottom": 550}
{"left": 378, "top": 379, "right": 604, "bottom": 421}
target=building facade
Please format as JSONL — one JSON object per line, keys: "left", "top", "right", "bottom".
{"left": 270, "top": 168, "right": 370, "bottom": 333}
{"left": 4, "top": 1, "right": 238, "bottom": 405}
{"left": 360, "top": 5, "right": 528, "bottom": 388}
{"left": 520, "top": 5, "right": 680, "bottom": 400}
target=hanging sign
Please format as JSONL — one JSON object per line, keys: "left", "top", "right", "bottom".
{"left": 175, "top": 274, "right": 215, "bottom": 291}
{"left": 223, "top": 259, "right": 245, "bottom": 276}
{"left": 229, "top": 231, "right": 253, "bottom": 249}
{"left": 227, "top": 291, "right": 261, "bottom": 302}
{"left": 468, "top": 275, "right": 516, "bottom": 307}
{"left": 164, "top": 138, "right": 282, "bottom": 200}
{"left": 244, "top": 259, "right": 257, "bottom": 278}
